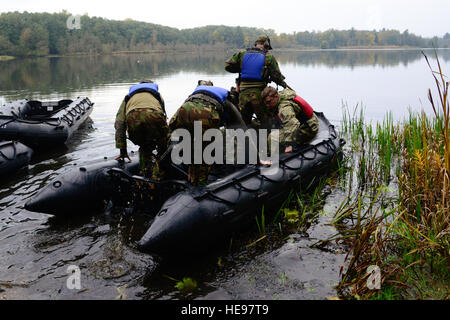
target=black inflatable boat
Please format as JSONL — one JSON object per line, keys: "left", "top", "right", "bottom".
{"left": 24, "top": 151, "right": 187, "bottom": 216}
{"left": 25, "top": 112, "right": 345, "bottom": 255}
{"left": 0, "top": 97, "right": 94, "bottom": 148}
{"left": 25, "top": 154, "right": 141, "bottom": 215}
{"left": 0, "top": 140, "right": 33, "bottom": 177}
{"left": 137, "top": 112, "right": 345, "bottom": 255}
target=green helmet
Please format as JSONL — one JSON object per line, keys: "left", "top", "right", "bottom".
{"left": 197, "top": 80, "right": 214, "bottom": 86}
{"left": 255, "top": 35, "right": 272, "bottom": 50}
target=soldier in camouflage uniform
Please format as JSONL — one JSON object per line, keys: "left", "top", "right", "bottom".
{"left": 115, "top": 80, "right": 169, "bottom": 180}
{"left": 225, "top": 35, "right": 288, "bottom": 129}
{"left": 169, "top": 80, "right": 242, "bottom": 186}
{"left": 261, "top": 86, "right": 319, "bottom": 153}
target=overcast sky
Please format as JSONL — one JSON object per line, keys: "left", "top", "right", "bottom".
{"left": 1, "top": 0, "right": 449, "bottom": 37}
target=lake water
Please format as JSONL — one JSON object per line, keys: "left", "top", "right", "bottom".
{"left": 2, "top": 48, "right": 448, "bottom": 123}
{"left": 0, "top": 49, "right": 448, "bottom": 300}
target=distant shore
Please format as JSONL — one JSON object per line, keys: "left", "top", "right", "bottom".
{"left": 1, "top": 46, "right": 448, "bottom": 60}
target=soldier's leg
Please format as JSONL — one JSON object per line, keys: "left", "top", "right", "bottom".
{"left": 152, "top": 117, "right": 170, "bottom": 181}
{"left": 151, "top": 132, "right": 168, "bottom": 181}
{"left": 196, "top": 164, "right": 211, "bottom": 186}
{"left": 238, "top": 90, "right": 256, "bottom": 125}
{"left": 298, "top": 113, "right": 320, "bottom": 143}
{"left": 139, "top": 144, "right": 155, "bottom": 178}
{"left": 127, "top": 109, "right": 168, "bottom": 179}
{"left": 187, "top": 137, "right": 213, "bottom": 186}
{"left": 239, "top": 88, "right": 268, "bottom": 127}
{"left": 151, "top": 158, "right": 162, "bottom": 181}
{"left": 267, "top": 130, "right": 281, "bottom": 155}
{"left": 126, "top": 110, "right": 150, "bottom": 176}
{"left": 188, "top": 164, "right": 211, "bottom": 186}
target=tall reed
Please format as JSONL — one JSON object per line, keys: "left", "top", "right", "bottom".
{"left": 396, "top": 52, "right": 449, "bottom": 269}
{"left": 332, "top": 51, "right": 449, "bottom": 299}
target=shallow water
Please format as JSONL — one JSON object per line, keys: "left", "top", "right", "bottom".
{"left": 0, "top": 49, "right": 448, "bottom": 299}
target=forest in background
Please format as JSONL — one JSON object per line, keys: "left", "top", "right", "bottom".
{"left": 1, "top": 11, "right": 449, "bottom": 57}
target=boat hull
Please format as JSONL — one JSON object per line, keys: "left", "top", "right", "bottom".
{"left": 24, "top": 156, "right": 140, "bottom": 215}
{"left": 0, "top": 140, "right": 33, "bottom": 177}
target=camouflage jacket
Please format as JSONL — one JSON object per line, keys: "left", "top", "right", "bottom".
{"left": 274, "top": 89, "right": 319, "bottom": 145}
{"left": 224, "top": 47, "right": 286, "bottom": 89}
{"left": 169, "top": 92, "right": 245, "bottom": 133}
{"left": 114, "top": 92, "right": 166, "bottom": 150}
{"left": 169, "top": 93, "right": 223, "bottom": 134}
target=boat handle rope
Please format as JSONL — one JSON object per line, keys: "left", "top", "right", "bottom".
{"left": 231, "top": 177, "right": 263, "bottom": 192}
{"left": 298, "top": 146, "right": 318, "bottom": 161}
{"left": 195, "top": 167, "right": 262, "bottom": 200}
{"left": 61, "top": 99, "right": 90, "bottom": 127}
{"left": 203, "top": 166, "right": 284, "bottom": 202}
{"left": 14, "top": 104, "right": 66, "bottom": 127}
{"left": 0, "top": 117, "right": 18, "bottom": 127}
{"left": 280, "top": 138, "right": 339, "bottom": 171}
{"left": 315, "top": 140, "right": 334, "bottom": 156}
{"left": 7, "top": 109, "right": 62, "bottom": 127}
{"left": 314, "top": 138, "right": 338, "bottom": 156}
{"left": 260, "top": 173, "right": 284, "bottom": 183}
{"left": 280, "top": 153, "right": 305, "bottom": 171}
{"left": 327, "top": 138, "right": 338, "bottom": 153}
{"left": 202, "top": 130, "right": 345, "bottom": 205}
{"left": 200, "top": 135, "right": 341, "bottom": 204}
{"left": 328, "top": 124, "right": 338, "bottom": 139}
{"left": 201, "top": 166, "right": 285, "bottom": 205}
{"left": 204, "top": 190, "right": 236, "bottom": 206}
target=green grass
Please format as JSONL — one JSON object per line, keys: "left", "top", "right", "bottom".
{"left": 255, "top": 205, "right": 266, "bottom": 235}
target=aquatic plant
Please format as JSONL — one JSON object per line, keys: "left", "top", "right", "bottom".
{"left": 283, "top": 208, "right": 300, "bottom": 225}
{"left": 255, "top": 205, "right": 266, "bottom": 236}
{"left": 164, "top": 275, "right": 198, "bottom": 294}
{"left": 175, "top": 277, "right": 198, "bottom": 293}
{"left": 331, "top": 51, "right": 449, "bottom": 299}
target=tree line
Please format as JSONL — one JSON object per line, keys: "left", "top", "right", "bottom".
{"left": 0, "top": 11, "right": 449, "bottom": 57}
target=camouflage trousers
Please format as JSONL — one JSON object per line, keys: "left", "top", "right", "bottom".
{"left": 187, "top": 164, "right": 211, "bottom": 186}
{"left": 295, "top": 112, "right": 320, "bottom": 143}
{"left": 169, "top": 100, "right": 221, "bottom": 186}
{"left": 126, "top": 109, "right": 169, "bottom": 179}
{"left": 268, "top": 112, "right": 320, "bottom": 151}
{"left": 239, "top": 87, "right": 273, "bottom": 129}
